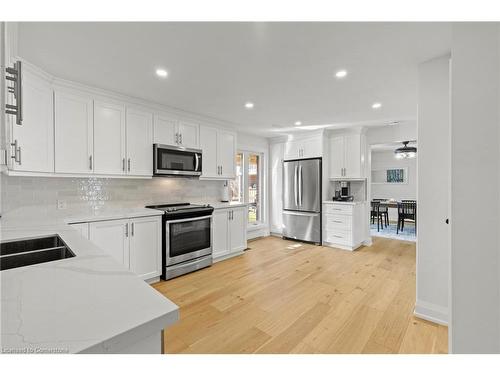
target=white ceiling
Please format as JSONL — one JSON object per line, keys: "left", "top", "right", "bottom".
{"left": 17, "top": 22, "right": 451, "bottom": 137}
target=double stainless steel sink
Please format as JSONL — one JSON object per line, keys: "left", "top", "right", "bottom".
{"left": 0, "top": 235, "right": 76, "bottom": 271}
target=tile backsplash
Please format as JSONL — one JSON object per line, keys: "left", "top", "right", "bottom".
{"left": 1, "top": 175, "right": 225, "bottom": 212}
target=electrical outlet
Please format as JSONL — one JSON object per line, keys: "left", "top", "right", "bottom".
{"left": 57, "top": 200, "right": 67, "bottom": 210}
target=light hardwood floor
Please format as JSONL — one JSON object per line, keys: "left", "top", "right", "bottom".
{"left": 153, "top": 236, "right": 448, "bottom": 354}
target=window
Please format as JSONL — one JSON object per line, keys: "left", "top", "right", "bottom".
{"left": 230, "top": 151, "right": 263, "bottom": 225}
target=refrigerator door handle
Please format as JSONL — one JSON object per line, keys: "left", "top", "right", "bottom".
{"left": 294, "top": 164, "right": 298, "bottom": 206}
{"left": 298, "top": 164, "right": 303, "bottom": 206}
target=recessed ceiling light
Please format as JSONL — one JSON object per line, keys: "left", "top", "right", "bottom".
{"left": 372, "top": 102, "right": 382, "bottom": 109}
{"left": 294, "top": 121, "right": 302, "bottom": 126}
{"left": 244, "top": 102, "right": 254, "bottom": 109}
{"left": 335, "top": 70, "right": 347, "bottom": 78}
{"left": 155, "top": 68, "right": 168, "bottom": 78}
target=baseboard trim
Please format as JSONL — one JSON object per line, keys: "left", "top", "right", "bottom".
{"left": 414, "top": 300, "right": 448, "bottom": 326}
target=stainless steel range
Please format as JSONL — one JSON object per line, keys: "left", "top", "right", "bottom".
{"left": 146, "top": 203, "right": 214, "bottom": 280}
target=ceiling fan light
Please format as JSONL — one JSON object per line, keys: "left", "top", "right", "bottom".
{"left": 394, "top": 141, "right": 417, "bottom": 159}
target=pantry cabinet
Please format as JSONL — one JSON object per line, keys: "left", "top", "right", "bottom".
{"left": 88, "top": 215, "right": 162, "bottom": 280}
{"left": 54, "top": 88, "right": 94, "bottom": 174}
{"left": 199, "top": 126, "right": 236, "bottom": 179}
{"left": 153, "top": 113, "right": 199, "bottom": 149}
{"left": 284, "top": 136, "right": 322, "bottom": 160}
{"left": 329, "top": 133, "right": 364, "bottom": 179}
{"left": 212, "top": 206, "right": 247, "bottom": 261}
{"left": 270, "top": 142, "right": 285, "bottom": 234}
{"left": 8, "top": 68, "right": 54, "bottom": 173}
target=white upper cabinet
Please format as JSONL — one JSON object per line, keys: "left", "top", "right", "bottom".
{"left": 270, "top": 142, "right": 285, "bottom": 234}
{"left": 126, "top": 107, "right": 153, "bottom": 176}
{"left": 54, "top": 88, "right": 94, "bottom": 174}
{"left": 329, "top": 133, "right": 364, "bottom": 179}
{"left": 199, "top": 126, "right": 218, "bottom": 178}
{"left": 153, "top": 114, "right": 199, "bottom": 148}
{"left": 199, "top": 126, "right": 236, "bottom": 179}
{"left": 93, "top": 100, "right": 126, "bottom": 175}
{"left": 177, "top": 121, "right": 199, "bottom": 149}
{"left": 153, "top": 113, "right": 177, "bottom": 146}
{"left": 329, "top": 136, "right": 345, "bottom": 178}
{"left": 9, "top": 68, "right": 54, "bottom": 173}
{"left": 284, "top": 136, "right": 322, "bottom": 160}
{"left": 217, "top": 130, "right": 236, "bottom": 179}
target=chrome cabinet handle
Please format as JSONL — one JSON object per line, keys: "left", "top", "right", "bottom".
{"left": 131, "top": 222, "right": 134, "bottom": 236}
{"left": 10, "top": 140, "right": 21, "bottom": 164}
{"left": 128, "top": 158, "right": 131, "bottom": 172}
{"left": 5, "top": 60, "right": 22, "bottom": 125}
{"left": 89, "top": 155, "right": 93, "bottom": 170}
{"left": 122, "top": 158, "right": 126, "bottom": 171}
{"left": 179, "top": 133, "right": 183, "bottom": 144}
{"left": 175, "top": 133, "right": 179, "bottom": 144}
{"left": 125, "top": 223, "right": 129, "bottom": 237}
{"left": 17, "top": 146, "right": 21, "bottom": 165}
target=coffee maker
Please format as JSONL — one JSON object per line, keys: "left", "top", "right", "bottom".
{"left": 333, "top": 181, "right": 354, "bottom": 201}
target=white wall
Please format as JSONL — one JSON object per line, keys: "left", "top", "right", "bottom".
{"left": 450, "top": 23, "right": 500, "bottom": 353}
{"left": 416, "top": 55, "right": 450, "bottom": 327}
{"left": 370, "top": 150, "right": 417, "bottom": 221}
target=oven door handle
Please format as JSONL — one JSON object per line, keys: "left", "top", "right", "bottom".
{"left": 166, "top": 215, "right": 212, "bottom": 224}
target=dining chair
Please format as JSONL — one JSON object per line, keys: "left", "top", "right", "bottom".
{"left": 371, "top": 199, "right": 389, "bottom": 228}
{"left": 371, "top": 201, "right": 387, "bottom": 231}
{"left": 397, "top": 201, "right": 417, "bottom": 234}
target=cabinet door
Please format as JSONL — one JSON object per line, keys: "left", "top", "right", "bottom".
{"left": 229, "top": 207, "right": 247, "bottom": 253}
{"left": 70, "top": 223, "right": 89, "bottom": 239}
{"left": 10, "top": 69, "right": 54, "bottom": 172}
{"left": 212, "top": 209, "right": 230, "bottom": 258}
{"left": 217, "top": 130, "right": 236, "bottom": 178}
{"left": 199, "top": 126, "right": 219, "bottom": 178}
{"left": 344, "top": 134, "right": 361, "bottom": 178}
{"left": 270, "top": 142, "right": 284, "bottom": 233}
{"left": 302, "top": 137, "right": 322, "bottom": 159}
{"left": 93, "top": 100, "right": 126, "bottom": 175}
{"left": 329, "top": 136, "right": 344, "bottom": 178}
{"left": 89, "top": 219, "right": 130, "bottom": 268}
{"left": 178, "top": 121, "right": 199, "bottom": 149}
{"left": 129, "top": 216, "right": 161, "bottom": 280}
{"left": 126, "top": 107, "right": 153, "bottom": 176}
{"left": 153, "top": 113, "right": 177, "bottom": 146}
{"left": 284, "top": 140, "right": 301, "bottom": 160}
{"left": 54, "top": 89, "right": 93, "bottom": 174}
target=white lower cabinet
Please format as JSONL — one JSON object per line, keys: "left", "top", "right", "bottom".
{"left": 70, "top": 222, "right": 90, "bottom": 239}
{"left": 323, "top": 203, "right": 366, "bottom": 251}
{"left": 86, "top": 215, "right": 161, "bottom": 281}
{"left": 212, "top": 206, "right": 248, "bottom": 261}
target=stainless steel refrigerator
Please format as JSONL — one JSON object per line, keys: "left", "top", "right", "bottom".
{"left": 282, "top": 158, "right": 322, "bottom": 244}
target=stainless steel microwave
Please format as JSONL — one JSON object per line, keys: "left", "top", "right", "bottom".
{"left": 153, "top": 144, "right": 203, "bottom": 176}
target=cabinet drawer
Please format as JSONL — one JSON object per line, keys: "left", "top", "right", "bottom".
{"left": 324, "top": 204, "right": 353, "bottom": 215}
{"left": 324, "top": 214, "right": 352, "bottom": 230}
{"left": 325, "top": 229, "right": 352, "bottom": 245}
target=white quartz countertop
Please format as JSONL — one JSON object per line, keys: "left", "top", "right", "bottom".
{"left": 208, "top": 201, "right": 248, "bottom": 210}
{"left": 0, "top": 207, "right": 178, "bottom": 354}
{"left": 323, "top": 200, "right": 366, "bottom": 205}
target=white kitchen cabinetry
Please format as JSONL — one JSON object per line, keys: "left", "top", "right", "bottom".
{"left": 54, "top": 88, "right": 94, "bottom": 174}
{"left": 90, "top": 219, "right": 130, "bottom": 267}
{"left": 284, "top": 136, "right": 322, "bottom": 160}
{"left": 323, "top": 202, "right": 365, "bottom": 251}
{"left": 89, "top": 216, "right": 161, "bottom": 281}
{"left": 329, "top": 134, "right": 364, "bottom": 179}
{"left": 93, "top": 100, "right": 126, "bottom": 175}
{"left": 70, "top": 222, "right": 90, "bottom": 239}
{"left": 212, "top": 206, "right": 247, "bottom": 261}
{"left": 199, "top": 126, "right": 236, "bottom": 179}
{"left": 126, "top": 107, "right": 153, "bottom": 176}
{"left": 8, "top": 68, "right": 54, "bottom": 173}
{"left": 128, "top": 216, "right": 161, "bottom": 280}
{"left": 153, "top": 114, "right": 199, "bottom": 148}
{"left": 270, "top": 142, "right": 285, "bottom": 234}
